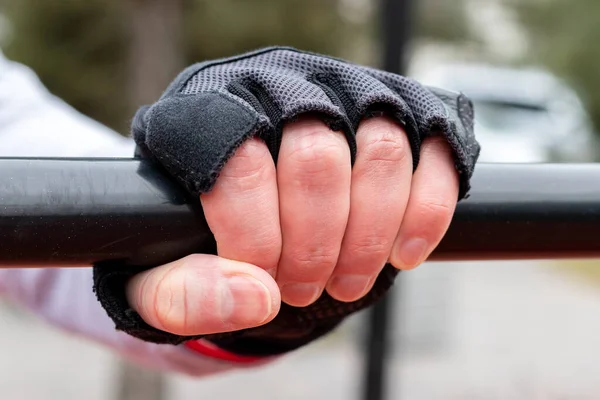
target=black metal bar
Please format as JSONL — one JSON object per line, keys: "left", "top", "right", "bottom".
{"left": 0, "top": 157, "right": 212, "bottom": 268}
{"left": 1, "top": 158, "right": 599, "bottom": 264}
{"left": 380, "top": 0, "right": 411, "bottom": 73}
{"left": 363, "top": 286, "right": 391, "bottom": 400}
{"left": 432, "top": 163, "right": 600, "bottom": 261}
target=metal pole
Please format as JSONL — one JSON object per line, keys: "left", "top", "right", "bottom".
{"left": 1, "top": 159, "right": 600, "bottom": 265}
{"left": 115, "top": 361, "right": 166, "bottom": 400}
{"left": 123, "top": 0, "right": 185, "bottom": 396}
{"left": 362, "top": 1, "right": 414, "bottom": 399}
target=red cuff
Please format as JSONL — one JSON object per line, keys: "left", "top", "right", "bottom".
{"left": 185, "top": 340, "right": 264, "bottom": 364}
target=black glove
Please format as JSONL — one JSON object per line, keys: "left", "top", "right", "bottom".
{"left": 93, "top": 47, "right": 480, "bottom": 357}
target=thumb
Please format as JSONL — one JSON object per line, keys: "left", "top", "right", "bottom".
{"left": 126, "top": 254, "right": 281, "bottom": 337}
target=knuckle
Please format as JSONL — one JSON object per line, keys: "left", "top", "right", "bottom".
{"left": 237, "top": 234, "right": 282, "bottom": 267}
{"left": 152, "top": 266, "right": 189, "bottom": 332}
{"left": 234, "top": 137, "right": 271, "bottom": 159}
{"left": 415, "top": 199, "right": 456, "bottom": 235}
{"left": 421, "top": 135, "right": 452, "bottom": 158}
{"left": 422, "top": 199, "right": 455, "bottom": 217}
{"left": 287, "top": 131, "right": 348, "bottom": 176}
{"left": 220, "top": 138, "right": 272, "bottom": 180}
{"left": 361, "top": 130, "right": 408, "bottom": 164}
{"left": 346, "top": 235, "right": 391, "bottom": 258}
{"left": 285, "top": 247, "right": 338, "bottom": 280}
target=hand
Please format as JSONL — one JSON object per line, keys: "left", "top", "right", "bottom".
{"left": 123, "top": 114, "right": 459, "bottom": 337}
{"left": 93, "top": 47, "right": 479, "bottom": 348}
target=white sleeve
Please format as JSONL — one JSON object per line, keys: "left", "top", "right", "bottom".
{"left": 0, "top": 51, "right": 135, "bottom": 158}
{"left": 0, "top": 52, "right": 275, "bottom": 376}
{"left": 0, "top": 268, "right": 272, "bottom": 377}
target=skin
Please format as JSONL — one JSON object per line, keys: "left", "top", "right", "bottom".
{"left": 126, "top": 115, "right": 459, "bottom": 336}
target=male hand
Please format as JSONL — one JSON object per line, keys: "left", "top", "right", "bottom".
{"left": 93, "top": 47, "right": 479, "bottom": 350}
{"left": 124, "top": 115, "right": 459, "bottom": 337}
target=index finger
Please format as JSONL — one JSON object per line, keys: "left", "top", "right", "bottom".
{"left": 200, "top": 138, "right": 282, "bottom": 277}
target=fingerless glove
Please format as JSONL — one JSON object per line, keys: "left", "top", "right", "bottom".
{"left": 93, "top": 47, "right": 480, "bottom": 357}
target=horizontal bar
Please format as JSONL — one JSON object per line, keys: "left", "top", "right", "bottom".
{"left": 432, "top": 162, "right": 600, "bottom": 261}
{"left": 0, "top": 158, "right": 599, "bottom": 268}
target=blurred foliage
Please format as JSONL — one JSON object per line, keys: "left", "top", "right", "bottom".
{"left": 1, "top": 0, "right": 128, "bottom": 132}
{"left": 0, "top": 0, "right": 482, "bottom": 136}
{"left": 507, "top": 0, "right": 600, "bottom": 132}
{"left": 416, "top": 0, "right": 474, "bottom": 44}
{"left": 12, "top": 0, "right": 586, "bottom": 137}
{"left": 181, "top": 0, "right": 363, "bottom": 63}
{"left": 555, "top": 259, "right": 600, "bottom": 288}
{"left": 0, "top": 0, "right": 371, "bottom": 134}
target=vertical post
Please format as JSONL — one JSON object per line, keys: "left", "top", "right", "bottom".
{"left": 126, "top": 0, "right": 186, "bottom": 108}
{"left": 361, "top": 1, "right": 414, "bottom": 400}
{"left": 116, "top": 361, "right": 167, "bottom": 400}
{"left": 117, "top": 1, "right": 186, "bottom": 399}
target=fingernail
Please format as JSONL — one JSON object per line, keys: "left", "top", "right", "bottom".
{"left": 328, "top": 275, "right": 372, "bottom": 301}
{"left": 281, "top": 283, "right": 321, "bottom": 306}
{"left": 393, "top": 238, "right": 428, "bottom": 269}
{"left": 220, "top": 275, "right": 273, "bottom": 326}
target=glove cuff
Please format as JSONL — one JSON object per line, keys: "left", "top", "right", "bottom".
{"left": 206, "top": 321, "right": 343, "bottom": 357}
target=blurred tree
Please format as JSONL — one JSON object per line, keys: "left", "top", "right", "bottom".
{"left": 506, "top": 0, "right": 600, "bottom": 133}
{"left": 0, "top": 0, "right": 368, "bottom": 134}
{"left": 1, "top": 0, "right": 129, "bottom": 131}
{"left": 416, "top": 0, "right": 474, "bottom": 43}
{"left": 126, "top": 0, "right": 185, "bottom": 112}
{"left": 183, "top": 0, "right": 354, "bottom": 61}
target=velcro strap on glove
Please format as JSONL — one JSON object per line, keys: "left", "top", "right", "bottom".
{"left": 93, "top": 47, "right": 480, "bottom": 356}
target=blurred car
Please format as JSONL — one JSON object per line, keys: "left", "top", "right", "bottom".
{"left": 398, "top": 63, "right": 599, "bottom": 358}
{"left": 412, "top": 63, "right": 598, "bottom": 163}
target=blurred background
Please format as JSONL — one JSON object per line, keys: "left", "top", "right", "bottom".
{"left": 1, "top": 0, "right": 600, "bottom": 399}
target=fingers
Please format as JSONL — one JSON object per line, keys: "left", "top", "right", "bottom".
{"left": 129, "top": 139, "right": 283, "bottom": 336}
{"left": 200, "top": 138, "right": 282, "bottom": 277}
{"left": 170, "top": 119, "right": 455, "bottom": 320}
{"left": 326, "top": 116, "right": 413, "bottom": 302}
{"left": 389, "top": 136, "right": 460, "bottom": 270}
{"left": 126, "top": 254, "right": 281, "bottom": 336}
{"left": 276, "top": 117, "right": 352, "bottom": 307}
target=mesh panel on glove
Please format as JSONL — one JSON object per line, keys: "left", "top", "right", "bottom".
{"left": 93, "top": 47, "right": 480, "bottom": 357}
